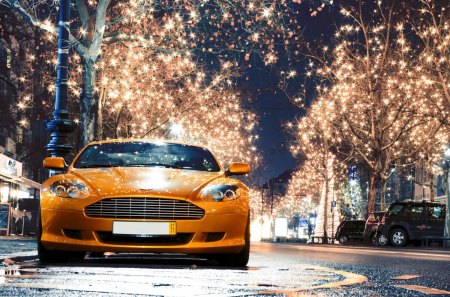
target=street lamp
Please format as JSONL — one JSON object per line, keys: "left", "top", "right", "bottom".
{"left": 45, "top": 0, "right": 76, "bottom": 158}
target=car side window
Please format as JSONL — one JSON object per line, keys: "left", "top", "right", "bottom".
{"left": 427, "top": 206, "right": 443, "bottom": 219}
{"left": 409, "top": 206, "right": 424, "bottom": 217}
{"left": 388, "top": 205, "right": 404, "bottom": 216}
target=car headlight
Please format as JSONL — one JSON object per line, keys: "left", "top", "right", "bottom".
{"left": 49, "top": 179, "right": 90, "bottom": 199}
{"left": 200, "top": 185, "right": 241, "bottom": 202}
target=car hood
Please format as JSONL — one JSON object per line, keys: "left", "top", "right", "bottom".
{"left": 69, "top": 167, "right": 223, "bottom": 199}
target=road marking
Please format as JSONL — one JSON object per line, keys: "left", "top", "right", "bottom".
{"left": 261, "top": 265, "right": 368, "bottom": 294}
{"left": 395, "top": 284, "right": 450, "bottom": 295}
{"left": 391, "top": 275, "right": 421, "bottom": 280}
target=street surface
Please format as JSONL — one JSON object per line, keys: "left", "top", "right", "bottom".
{"left": 1, "top": 240, "right": 450, "bottom": 296}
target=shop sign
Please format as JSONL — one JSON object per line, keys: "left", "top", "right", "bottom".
{"left": 274, "top": 217, "right": 288, "bottom": 238}
{"left": 0, "top": 154, "right": 22, "bottom": 177}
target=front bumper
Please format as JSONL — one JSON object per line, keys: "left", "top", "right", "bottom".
{"left": 40, "top": 207, "right": 248, "bottom": 254}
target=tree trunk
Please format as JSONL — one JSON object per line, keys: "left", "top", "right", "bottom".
{"left": 322, "top": 176, "right": 329, "bottom": 242}
{"left": 97, "top": 86, "right": 105, "bottom": 140}
{"left": 380, "top": 178, "right": 387, "bottom": 211}
{"left": 429, "top": 172, "right": 435, "bottom": 202}
{"left": 426, "top": 158, "right": 435, "bottom": 202}
{"left": 368, "top": 174, "right": 379, "bottom": 214}
{"left": 79, "top": 58, "right": 97, "bottom": 147}
{"left": 444, "top": 169, "right": 450, "bottom": 247}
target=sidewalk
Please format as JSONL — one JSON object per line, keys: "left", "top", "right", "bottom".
{"left": 0, "top": 235, "right": 37, "bottom": 262}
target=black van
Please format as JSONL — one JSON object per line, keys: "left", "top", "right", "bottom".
{"left": 335, "top": 220, "right": 366, "bottom": 244}
{"left": 377, "top": 201, "right": 446, "bottom": 247}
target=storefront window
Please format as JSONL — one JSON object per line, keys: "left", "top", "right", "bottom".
{"left": 1, "top": 182, "right": 9, "bottom": 203}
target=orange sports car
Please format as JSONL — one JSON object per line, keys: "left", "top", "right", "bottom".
{"left": 38, "top": 139, "right": 250, "bottom": 267}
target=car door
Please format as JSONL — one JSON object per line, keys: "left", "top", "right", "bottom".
{"left": 425, "top": 205, "right": 445, "bottom": 237}
{"left": 408, "top": 205, "right": 427, "bottom": 239}
{"left": 348, "top": 221, "right": 358, "bottom": 238}
{"left": 355, "top": 221, "right": 365, "bottom": 238}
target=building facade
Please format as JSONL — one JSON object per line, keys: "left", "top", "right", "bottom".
{"left": 1, "top": 37, "right": 41, "bottom": 236}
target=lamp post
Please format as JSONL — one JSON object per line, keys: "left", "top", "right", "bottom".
{"left": 45, "top": 0, "right": 76, "bottom": 158}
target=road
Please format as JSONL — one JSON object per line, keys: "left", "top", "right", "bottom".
{"left": 1, "top": 241, "right": 450, "bottom": 296}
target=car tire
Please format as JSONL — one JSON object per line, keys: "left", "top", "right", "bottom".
{"left": 338, "top": 234, "right": 349, "bottom": 245}
{"left": 377, "top": 234, "right": 389, "bottom": 246}
{"left": 37, "top": 211, "right": 85, "bottom": 263}
{"left": 210, "top": 215, "right": 250, "bottom": 268}
{"left": 390, "top": 228, "right": 408, "bottom": 247}
{"left": 370, "top": 233, "right": 378, "bottom": 246}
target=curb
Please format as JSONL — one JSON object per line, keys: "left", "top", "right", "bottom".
{"left": 0, "top": 236, "right": 36, "bottom": 241}
{"left": 1, "top": 255, "right": 38, "bottom": 265}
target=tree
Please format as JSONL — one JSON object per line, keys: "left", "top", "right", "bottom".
{"left": 338, "top": 180, "right": 366, "bottom": 220}
{"left": 2, "top": 0, "right": 328, "bottom": 148}
{"left": 304, "top": 1, "right": 445, "bottom": 214}
{"left": 85, "top": 20, "right": 259, "bottom": 163}
{"left": 283, "top": 164, "right": 321, "bottom": 219}
{"left": 413, "top": 0, "right": 450, "bottom": 126}
{"left": 287, "top": 97, "right": 347, "bottom": 239}
{"left": 412, "top": 0, "right": 450, "bottom": 244}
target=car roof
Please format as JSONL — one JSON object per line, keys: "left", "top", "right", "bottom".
{"left": 85, "top": 138, "right": 209, "bottom": 150}
{"left": 390, "top": 201, "right": 445, "bottom": 206}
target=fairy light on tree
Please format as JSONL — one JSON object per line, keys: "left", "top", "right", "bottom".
{"left": 2, "top": 0, "right": 331, "bottom": 149}
{"left": 299, "top": 0, "right": 448, "bottom": 215}
{"left": 287, "top": 97, "right": 348, "bottom": 241}
{"left": 413, "top": 0, "right": 450, "bottom": 126}
{"left": 282, "top": 167, "right": 321, "bottom": 224}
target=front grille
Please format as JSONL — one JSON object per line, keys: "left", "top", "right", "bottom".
{"left": 85, "top": 198, "right": 205, "bottom": 220}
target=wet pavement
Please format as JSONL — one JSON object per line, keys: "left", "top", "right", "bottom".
{"left": 0, "top": 236, "right": 37, "bottom": 262}
{"left": 1, "top": 239, "right": 450, "bottom": 296}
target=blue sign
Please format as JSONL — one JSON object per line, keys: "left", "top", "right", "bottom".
{"left": 0, "top": 203, "right": 10, "bottom": 230}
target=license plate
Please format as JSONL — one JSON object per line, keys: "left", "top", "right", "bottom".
{"left": 112, "top": 221, "right": 176, "bottom": 236}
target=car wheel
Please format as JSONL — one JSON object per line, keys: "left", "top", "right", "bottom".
{"left": 370, "top": 233, "right": 378, "bottom": 246}
{"left": 37, "top": 211, "right": 85, "bottom": 263}
{"left": 338, "top": 234, "right": 349, "bottom": 245}
{"left": 377, "top": 234, "right": 389, "bottom": 246}
{"left": 390, "top": 228, "right": 408, "bottom": 247}
{"left": 211, "top": 216, "right": 250, "bottom": 268}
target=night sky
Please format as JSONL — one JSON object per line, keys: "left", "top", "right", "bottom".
{"left": 252, "top": 5, "right": 337, "bottom": 180}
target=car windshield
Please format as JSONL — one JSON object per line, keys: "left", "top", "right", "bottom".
{"left": 72, "top": 142, "right": 221, "bottom": 172}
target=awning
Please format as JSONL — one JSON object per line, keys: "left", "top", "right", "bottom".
{"left": 0, "top": 172, "right": 40, "bottom": 190}
{"left": 19, "top": 177, "right": 40, "bottom": 190}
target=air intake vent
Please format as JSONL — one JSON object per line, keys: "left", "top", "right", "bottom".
{"left": 85, "top": 198, "right": 205, "bottom": 220}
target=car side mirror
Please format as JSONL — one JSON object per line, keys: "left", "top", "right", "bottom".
{"left": 43, "top": 157, "right": 66, "bottom": 170}
{"left": 226, "top": 162, "right": 250, "bottom": 176}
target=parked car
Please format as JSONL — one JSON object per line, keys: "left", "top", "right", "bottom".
{"left": 363, "top": 211, "right": 386, "bottom": 245}
{"left": 38, "top": 139, "right": 251, "bottom": 267}
{"left": 377, "top": 201, "right": 446, "bottom": 247}
{"left": 335, "top": 220, "right": 366, "bottom": 244}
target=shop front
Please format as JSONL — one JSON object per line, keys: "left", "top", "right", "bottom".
{"left": 0, "top": 153, "right": 40, "bottom": 236}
